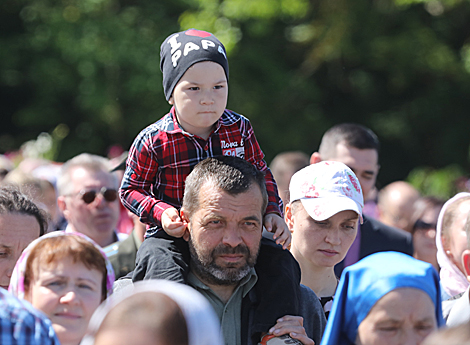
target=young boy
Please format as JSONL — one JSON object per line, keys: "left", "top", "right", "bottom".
{"left": 120, "top": 29, "right": 301, "bottom": 330}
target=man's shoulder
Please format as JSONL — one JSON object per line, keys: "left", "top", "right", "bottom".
{"left": 104, "top": 232, "right": 135, "bottom": 258}
{"left": 299, "top": 284, "right": 321, "bottom": 307}
{"left": 361, "top": 215, "right": 413, "bottom": 255}
{"left": 298, "top": 285, "right": 327, "bottom": 343}
{"left": 363, "top": 215, "right": 412, "bottom": 240}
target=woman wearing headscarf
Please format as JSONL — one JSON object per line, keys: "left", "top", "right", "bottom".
{"left": 81, "top": 280, "right": 223, "bottom": 345}
{"left": 436, "top": 192, "right": 470, "bottom": 299}
{"left": 9, "top": 232, "right": 115, "bottom": 345}
{"left": 321, "top": 251, "right": 444, "bottom": 345}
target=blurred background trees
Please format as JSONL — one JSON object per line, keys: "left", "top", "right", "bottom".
{"left": 2, "top": 0, "right": 470, "bottom": 197}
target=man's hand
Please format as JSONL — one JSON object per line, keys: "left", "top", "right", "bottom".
{"left": 264, "top": 213, "right": 291, "bottom": 249}
{"left": 268, "top": 315, "right": 314, "bottom": 345}
{"left": 162, "top": 207, "right": 189, "bottom": 240}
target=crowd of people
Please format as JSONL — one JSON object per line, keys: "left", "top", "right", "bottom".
{"left": 0, "top": 28, "right": 469, "bottom": 344}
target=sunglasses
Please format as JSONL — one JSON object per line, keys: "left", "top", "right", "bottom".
{"left": 77, "top": 187, "right": 118, "bottom": 204}
{"left": 413, "top": 219, "right": 437, "bottom": 231}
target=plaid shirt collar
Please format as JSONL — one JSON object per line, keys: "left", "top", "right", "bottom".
{"left": 156, "top": 107, "right": 241, "bottom": 136}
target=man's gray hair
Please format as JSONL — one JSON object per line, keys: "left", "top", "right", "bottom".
{"left": 183, "top": 156, "right": 268, "bottom": 219}
{"left": 57, "top": 153, "right": 118, "bottom": 196}
{"left": 0, "top": 187, "right": 48, "bottom": 236}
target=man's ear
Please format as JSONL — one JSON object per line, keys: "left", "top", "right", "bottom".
{"left": 462, "top": 249, "right": 470, "bottom": 280}
{"left": 179, "top": 207, "right": 191, "bottom": 242}
{"left": 57, "top": 196, "right": 69, "bottom": 219}
{"left": 284, "top": 203, "right": 295, "bottom": 234}
{"left": 310, "top": 152, "right": 322, "bottom": 165}
{"left": 180, "top": 207, "right": 189, "bottom": 223}
{"left": 168, "top": 96, "right": 174, "bottom": 105}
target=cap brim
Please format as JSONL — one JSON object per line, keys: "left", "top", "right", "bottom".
{"left": 300, "top": 197, "right": 363, "bottom": 224}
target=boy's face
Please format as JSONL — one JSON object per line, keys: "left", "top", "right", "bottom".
{"left": 169, "top": 61, "right": 228, "bottom": 139}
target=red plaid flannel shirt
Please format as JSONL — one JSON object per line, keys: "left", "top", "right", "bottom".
{"left": 120, "top": 107, "right": 282, "bottom": 228}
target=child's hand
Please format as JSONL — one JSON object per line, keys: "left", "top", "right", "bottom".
{"left": 162, "top": 207, "right": 188, "bottom": 240}
{"left": 268, "top": 315, "right": 314, "bottom": 345}
{"left": 264, "top": 213, "right": 291, "bottom": 249}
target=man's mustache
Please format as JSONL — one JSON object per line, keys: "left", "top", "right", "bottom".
{"left": 212, "top": 244, "right": 250, "bottom": 256}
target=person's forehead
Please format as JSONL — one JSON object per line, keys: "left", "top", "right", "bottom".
{"left": 295, "top": 203, "right": 358, "bottom": 220}
{"left": 372, "top": 288, "right": 435, "bottom": 316}
{"left": 333, "top": 142, "right": 378, "bottom": 171}
{"left": 0, "top": 213, "right": 40, "bottom": 243}
{"left": 197, "top": 182, "right": 264, "bottom": 214}
{"left": 420, "top": 207, "right": 440, "bottom": 223}
{"left": 70, "top": 167, "right": 114, "bottom": 190}
{"left": 181, "top": 61, "right": 226, "bottom": 82}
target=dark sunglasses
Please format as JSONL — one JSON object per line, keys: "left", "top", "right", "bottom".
{"left": 78, "top": 187, "right": 118, "bottom": 204}
{"left": 413, "top": 219, "right": 437, "bottom": 231}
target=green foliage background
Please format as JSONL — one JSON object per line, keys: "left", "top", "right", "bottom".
{"left": 2, "top": 0, "right": 470, "bottom": 196}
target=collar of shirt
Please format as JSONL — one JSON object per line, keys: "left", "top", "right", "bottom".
{"left": 63, "top": 225, "right": 126, "bottom": 244}
{"left": 155, "top": 107, "right": 241, "bottom": 136}
{"left": 188, "top": 267, "right": 258, "bottom": 302}
{"left": 188, "top": 268, "right": 258, "bottom": 345}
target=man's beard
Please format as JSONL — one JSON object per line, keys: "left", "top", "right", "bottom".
{"left": 188, "top": 238, "right": 259, "bottom": 286}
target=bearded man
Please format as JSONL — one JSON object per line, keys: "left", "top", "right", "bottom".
{"left": 178, "top": 156, "right": 325, "bottom": 345}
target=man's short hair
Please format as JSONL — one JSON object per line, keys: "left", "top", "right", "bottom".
{"left": 183, "top": 156, "right": 268, "bottom": 218}
{"left": 0, "top": 187, "right": 48, "bottom": 236}
{"left": 270, "top": 151, "right": 309, "bottom": 181}
{"left": 318, "top": 123, "right": 380, "bottom": 160}
{"left": 57, "top": 153, "right": 117, "bottom": 196}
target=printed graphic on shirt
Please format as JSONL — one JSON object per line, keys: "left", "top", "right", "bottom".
{"left": 221, "top": 140, "right": 244, "bottom": 159}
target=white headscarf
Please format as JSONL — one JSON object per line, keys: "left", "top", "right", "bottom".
{"left": 81, "top": 280, "right": 223, "bottom": 345}
{"left": 436, "top": 192, "right": 470, "bottom": 298}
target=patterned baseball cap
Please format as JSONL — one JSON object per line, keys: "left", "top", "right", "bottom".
{"left": 289, "top": 161, "right": 364, "bottom": 223}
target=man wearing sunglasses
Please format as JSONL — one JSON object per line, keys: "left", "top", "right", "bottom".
{"left": 57, "top": 153, "right": 125, "bottom": 248}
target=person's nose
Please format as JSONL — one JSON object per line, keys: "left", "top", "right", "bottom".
{"left": 90, "top": 191, "right": 107, "bottom": 208}
{"left": 222, "top": 226, "right": 243, "bottom": 248}
{"left": 426, "top": 229, "right": 436, "bottom": 239}
{"left": 200, "top": 89, "right": 215, "bottom": 105}
{"left": 60, "top": 289, "right": 79, "bottom": 305}
{"left": 325, "top": 228, "right": 341, "bottom": 246}
{"left": 5, "top": 264, "right": 13, "bottom": 279}
{"left": 400, "top": 328, "right": 423, "bottom": 345}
